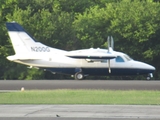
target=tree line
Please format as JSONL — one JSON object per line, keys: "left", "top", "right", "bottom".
{"left": 0, "top": 0, "right": 160, "bottom": 80}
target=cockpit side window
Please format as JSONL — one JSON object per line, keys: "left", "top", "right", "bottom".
{"left": 124, "top": 54, "right": 132, "bottom": 61}
{"left": 115, "top": 56, "right": 124, "bottom": 62}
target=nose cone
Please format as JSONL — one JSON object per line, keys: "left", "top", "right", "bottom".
{"left": 146, "top": 64, "right": 156, "bottom": 73}
{"left": 135, "top": 61, "right": 155, "bottom": 74}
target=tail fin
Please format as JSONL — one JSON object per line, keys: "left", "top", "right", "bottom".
{"left": 6, "top": 22, "right": 50, "bottom": 54}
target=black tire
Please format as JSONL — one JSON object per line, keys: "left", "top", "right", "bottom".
{"left": 75, "top": 72, "right": 84, "bottom": 80}
{"left": 147, "top": 76, "right": 151, "bottom": 80}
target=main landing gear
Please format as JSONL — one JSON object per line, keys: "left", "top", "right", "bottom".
{"left": 74, "top": 72, "right": 84, "bottom": 80}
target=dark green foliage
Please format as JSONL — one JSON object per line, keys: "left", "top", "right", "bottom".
{"left": 0, "top": 0, "right": 160, "bottom": 80}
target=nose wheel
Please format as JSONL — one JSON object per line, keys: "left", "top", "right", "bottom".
{"left": 147, "top": 76, "right": 151, "bottom": 80}
{"left": 147, "top": 73, "right": 153, "bottom": 80}
{"left": 75, "top": 72, "right": 84, "bottom": 80}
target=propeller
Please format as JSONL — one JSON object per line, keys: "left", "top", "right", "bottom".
{"left": 111, "top": 36, "right": 114, "bottom": 49}
{"left": 107, "top": 36, "right": 114, "bottom": 52}
{"left": 107, "top": 36, "right": 114, "bottom": 73}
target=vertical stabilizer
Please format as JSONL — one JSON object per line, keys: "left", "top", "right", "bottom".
{"left": 6, "top": 22, "right": 49, "bottom": 54}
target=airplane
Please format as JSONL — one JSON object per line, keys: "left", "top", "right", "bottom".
{"left": 6, "top": 22, "right": 155, "bottom": 80}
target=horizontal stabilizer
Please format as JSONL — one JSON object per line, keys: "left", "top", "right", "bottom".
{"left": 7, "top": 54, "right": 44, "bottom": 61}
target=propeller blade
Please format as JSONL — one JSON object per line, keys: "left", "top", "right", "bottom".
{"left": 108, "top": 59, "right": 111, "bottom": 73}
{"left": 107, "top": 36, "right": 114, "bottom": 73}
{"left": 107, "top": 36, "right": 110, "bottom": 52}
{"left": 111, "top": 36, "right": 114, "bottom": 50}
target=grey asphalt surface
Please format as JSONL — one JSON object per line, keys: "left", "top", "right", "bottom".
{"left": 0, "top": 80, "right": 160, "bottom": 120}
{"left": 0, "top": 105, "right": 160, "bottom": 120}
{"left": 0, "top": 80, "right": 160, "bottom": 90}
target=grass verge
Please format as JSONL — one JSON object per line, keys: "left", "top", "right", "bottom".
{"left": 0, "top": 90, "right": 159, "bottom": 105}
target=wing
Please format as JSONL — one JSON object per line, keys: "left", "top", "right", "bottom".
{"left": 66, "top": 48, "right": 116, "bottom": 59}
{"left": 66, "top": 54, "right": 116, "bottom": 59}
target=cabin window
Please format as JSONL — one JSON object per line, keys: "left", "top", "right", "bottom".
{"left": 86, "top": 59, "right": 107, "bottom": 63}
{"left": 86, "top": 59, "right": 94, "bottom": 63}
{"left": 101, "top": 60, "right": 107, "bottom": 63}
{"left": 115, "top": 56, "right": 124, "bottom": 62}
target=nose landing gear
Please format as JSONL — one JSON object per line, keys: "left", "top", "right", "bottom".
{"left": 147, "top": 73, "right": 153, "bottom": 80}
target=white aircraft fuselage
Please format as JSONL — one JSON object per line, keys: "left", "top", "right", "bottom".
{"left": 6, "top": 22, "right": 155, "bottom": 80}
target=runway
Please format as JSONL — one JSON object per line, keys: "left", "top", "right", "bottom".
{"left": 0, "top": 105, "right": 160, "bottom": 120}
{"left": 0, "top": 80, "right": 160, "bottom": 90}
{"left": 0, "top": 80, "right": 160, "bottom": 120}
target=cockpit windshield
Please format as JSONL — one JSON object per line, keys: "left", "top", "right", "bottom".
{"left": 123, "top": 54, "right": 132, "bottom": 61}
{"left": 115, "top": 56, "right": 124, "bottom": 62}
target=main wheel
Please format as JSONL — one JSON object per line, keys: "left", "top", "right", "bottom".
{"left": 75, "top": 72, "right": 84, "bottom": 80}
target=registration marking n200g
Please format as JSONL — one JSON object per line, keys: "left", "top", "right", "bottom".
{"left": 31, "top": 47, "right": 50, "bottom": 52}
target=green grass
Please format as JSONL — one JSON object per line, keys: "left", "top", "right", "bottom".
{"left": 0, "top": 90, "right": 160, "bottom": 105}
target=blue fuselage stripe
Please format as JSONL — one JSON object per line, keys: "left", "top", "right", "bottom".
{"left": 43, "top": 68, "right": 154, "bottom": 76}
